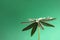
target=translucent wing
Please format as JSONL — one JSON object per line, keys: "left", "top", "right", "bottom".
{"left": 31, "top": 22, "right": 38, "bottom": 36}
{"left": 40, "top": 21, "right": 55, "bottom": 27}
{"left": 22, "top": 22, "right": 37, "bottom": 31}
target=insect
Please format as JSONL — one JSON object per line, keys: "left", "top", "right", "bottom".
{"left": 21, "top": 17, "right": 56, "bottom": 36}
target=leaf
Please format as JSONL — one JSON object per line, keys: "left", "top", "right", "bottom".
{"left": 38, "top": 22, "right": 44, "bottom": 30}
{"left": 22, "top": 22, "right": 37, "bottom": 31}
{"left": 21, "top": 22, "right": 31, "bottom": 24}
{"left": 40, "top": 21, "right": 55, "bottom": 27}
{"left": 41, "top": 18, "right": 56, "bottom": 21}
{"left": 31, "top": 22, "right": 38, "bottom": 36}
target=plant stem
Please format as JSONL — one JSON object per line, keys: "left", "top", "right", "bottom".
{"left": 38, "top": 27, "right": 40, "bottom": 40}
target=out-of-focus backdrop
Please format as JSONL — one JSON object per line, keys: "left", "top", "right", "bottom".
{"left": 0, "top": 0, "right": 60, "bottom": 40}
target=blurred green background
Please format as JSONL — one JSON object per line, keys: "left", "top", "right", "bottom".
{"left": 0, "top": 0, "right": 60, "bottom": 40}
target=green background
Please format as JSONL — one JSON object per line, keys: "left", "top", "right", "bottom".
{"left": 0, "top": 0, "right": 60, "bottom": 40}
